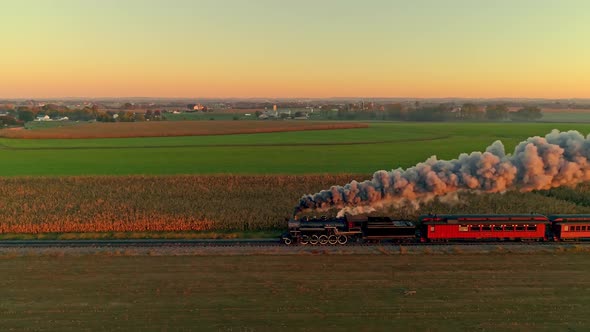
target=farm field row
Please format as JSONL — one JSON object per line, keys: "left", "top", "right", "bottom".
{"left": 1, "top": 122, "right": 590, "bottom": 176}
{"left": 0, "top": 175, "right": 589, "bottom": 235}
{"left": 1, "top": 120, "right": 368, "bottom": 139}
{"left": 2, "top": 253, "right": 590, "bottom": 331}
{"left": 0, "top": 122, "right": 434, "bottom": 148}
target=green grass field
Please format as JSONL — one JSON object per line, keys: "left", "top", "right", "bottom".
{"left": 2, "top": 252, "right": 590, "bottom": 331}
{"left": 540, "top": 112, "right": 590, "bottom": 123}
{"left": 23, "top": 121, "right": 82, "bottom": 130}
{"left": 1, "top": 122, "right": 590, "bottom": 176}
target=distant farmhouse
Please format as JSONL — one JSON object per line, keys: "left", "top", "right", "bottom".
{"left": 35, "top": 115, "right": 51, "bottom": 121}
{"left": 34, "top": 115, "right": 69, "bottom": 122}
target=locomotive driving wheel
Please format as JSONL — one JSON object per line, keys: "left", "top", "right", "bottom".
{"left": 309, "top": 235, "right": 319, "bottom": 245}
{"left": 328, "top": 235, "right": 338, "bottom": 245}
{"left": 300, "top": 235, "right": 309, "bottom": 245}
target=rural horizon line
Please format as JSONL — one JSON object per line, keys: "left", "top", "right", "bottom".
{"left": 2, "top": 96, "right": 590, "bottom": 101}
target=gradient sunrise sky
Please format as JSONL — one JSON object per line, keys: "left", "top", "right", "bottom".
{"left": 1, "top": 0, "right": 589, "bottom": 99}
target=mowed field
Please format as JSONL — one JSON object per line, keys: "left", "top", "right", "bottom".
{"left": 2, "top": 253, "right": 590, "bottom": 331}
{"left": 2, "top": 122, "right": 590, "bottom": 176}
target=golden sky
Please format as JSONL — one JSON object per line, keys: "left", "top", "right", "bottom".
{"left": 1, "top": 0, "right": 589, "bottom": 98}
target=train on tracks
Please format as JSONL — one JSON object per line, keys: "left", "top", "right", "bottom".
{"left": 281, "top": 214, "right": 590, "bottom": 245}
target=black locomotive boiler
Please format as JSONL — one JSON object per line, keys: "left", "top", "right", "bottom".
{"left": 282, "top": 215, "right": 417, "bottom": 245}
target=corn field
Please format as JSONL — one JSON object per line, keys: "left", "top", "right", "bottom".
{"left": 0, "top": 175, "right": 363, "bottom": 233}
{"left": 0, "top": 175, "right": 589, "bottom": 234}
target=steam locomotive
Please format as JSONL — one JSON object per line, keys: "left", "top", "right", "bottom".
{"left": 281, "top": 214, "right": 590, "bottom": 245}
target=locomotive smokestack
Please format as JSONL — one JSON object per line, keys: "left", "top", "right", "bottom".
{"left": 295, "top": 130, "right": 590, "bottom": 215}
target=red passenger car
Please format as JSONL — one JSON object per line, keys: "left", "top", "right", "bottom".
{"left": 419, "top": 214, "right": 549, "bottom": 242}
{"left": 549, "top": 215, "right": 590, "bottom": 241}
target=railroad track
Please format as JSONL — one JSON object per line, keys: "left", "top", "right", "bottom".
{"left": 1, "top": 238, "right": 590, "bottom": 248}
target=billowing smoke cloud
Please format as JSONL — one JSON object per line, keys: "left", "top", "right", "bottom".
{"left": 295, "top": 130, "right": 590, "bottom": 216}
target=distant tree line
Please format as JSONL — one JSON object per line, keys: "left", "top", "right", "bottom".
{"left": 96, "top": 109, "right": 165, "bottom": 122}
{"left": 11, "top": 105, "right": 99, "bottom": 123}
{"left": 0, "top": 102, "right": 543, "bottom": 126}
{"left": 319, "top": 103, "right": 543, "bottom": 122}
{"left": 0, "top": 115, "right": 23, "bottom": 126}
{"left": 0, "top": 105, "right": 167, "bottom": 125}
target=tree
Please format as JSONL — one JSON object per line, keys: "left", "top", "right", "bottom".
{"left": 460, "top": 103, "right": 483, "bottom": 120}
{"left": 96, "top": 112, "right": 113, "bottom": 122}
{"left": 42, "top": 103, "right": 61, "bottom": 112}
{"left": 47, "top": 109, "right": 60, "bottom": 119}
{"left": 145, "top": 110, "right": 153, "bottom": 121}
{"left": 107, "top": 111, "right": 117, "bottom": 122}
{"left": 337, "top": 109, "right": 355, "bottom": 120}
{"left": 510, "top": 106, "right": 543, "bottom": 121}
{"left": 485, "top": 105, "right": 509, "bottom": 121}
{"left": 117, "top": 111, "right": 135, "bottom": 122}
{"left": 68, "top": 107, "right": 96, "bottom": 121}
{"left": 383, "top": 103, "right": 405, "bottom": 120}
{"left": 0, "top": 115, "right": 22, "bottom": 126}
{"left": 407, "top": 104, "right": 451, "bottom": 121}
{"left": 0, "top": 104, "right": 15, "bottom": 112}
{"left": 17, "top": 109, "right": 35, "bottom": 122}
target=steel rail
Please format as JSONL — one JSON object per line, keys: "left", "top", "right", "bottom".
{"left": 1, "top": 238, "right": 590, "bottom": 248}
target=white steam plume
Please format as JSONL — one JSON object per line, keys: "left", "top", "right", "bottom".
{"left": 295, "top": 130, "right": 590, "bottom": 215}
